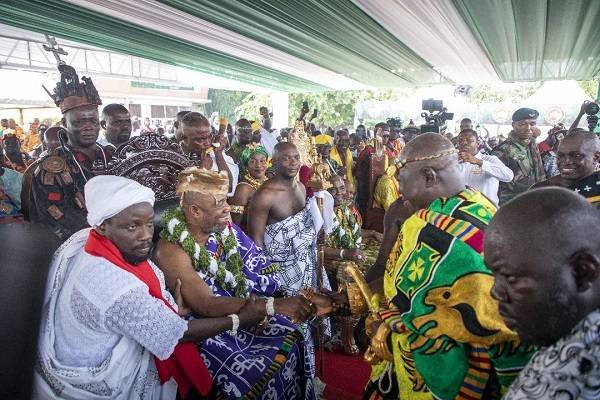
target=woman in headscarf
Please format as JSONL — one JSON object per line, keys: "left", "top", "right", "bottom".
{"left": 228, "top": 145, "right": 269, "bottom": 232}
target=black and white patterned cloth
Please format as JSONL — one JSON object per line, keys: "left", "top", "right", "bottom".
{"left": 263, "top": 204, "right": 331, "bottom": 377}
{"left": 504, "top": 309, "right": 600, "bottom": 399}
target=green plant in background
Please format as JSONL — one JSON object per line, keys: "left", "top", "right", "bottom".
{"left": 578, "top": 80, "right": 599, "bottom": 100}
{"left": 205, "top": 89, "right": 250, "bottom": 122}
{"left": 234, "top": 93, "right": 273, "bottom": 122}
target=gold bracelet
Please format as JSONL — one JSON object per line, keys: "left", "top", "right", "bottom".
{"left": 229, "top": 205, "right": 245, "bottom": 214}
{"left": 300, "top": 287, "right": 314, "bottom": 301}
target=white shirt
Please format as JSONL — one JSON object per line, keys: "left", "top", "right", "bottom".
{"left": 259, "top": 128, "right": 279, "bottom": 156}
{"left": 457, "top": 153, "right": 513, "bottom": 206}
{"left": 34, "top": 229, "right": 185, "bottom": 399}
{"left": 208, "top": 151, "right": 238, "bottom": 197}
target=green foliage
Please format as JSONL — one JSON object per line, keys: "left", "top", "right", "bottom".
{"left": 287, "top": 89, "right": 403, "bottom": 128}
{"left": 205, "top": 89, "right": 250, "bottom": 122}
{"left": 578, "top": 80, "right": 599, "bottom": 99}
{"left": 234, "top": 92, "right": 273, "bottom": 122}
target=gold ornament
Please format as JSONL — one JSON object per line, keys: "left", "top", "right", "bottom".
{"left": 364, "top": 323, "right": 393, "bottom": 364}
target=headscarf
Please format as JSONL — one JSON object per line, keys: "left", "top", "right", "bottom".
{"left": 314, "top": 134, "right": 333, "bottom": 146}
{"left": 240, "top": 144, "right": 269, "bottom": 167}
{"left": 85, "top": 175, "right": 155, "bottom": 227}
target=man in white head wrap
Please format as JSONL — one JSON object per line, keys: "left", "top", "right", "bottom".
{"left": 33, "top": 175, "right": 262, "bottom": 400}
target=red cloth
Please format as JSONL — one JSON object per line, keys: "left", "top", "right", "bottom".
{"left": 538, "top": 141, "right": 552, "bottom": 154}
{"left": 84, "top": 230, "right": 212, "bottom": 397}
{"left": 299, "top": 164, "right": 314, "bottom": 199}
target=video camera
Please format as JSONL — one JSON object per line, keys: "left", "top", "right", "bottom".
{"left": 420, "top": 99, "right": 454, "bottom": 134}
{"left": 386, "top": 117, "right": 403, "bottom": 133}
{"left": 584, "top": 102, "right": 599, "bottom": 131}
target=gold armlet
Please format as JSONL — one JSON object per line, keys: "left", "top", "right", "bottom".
{"left": 230, "top": 205, "right": 245, "bottom": 214}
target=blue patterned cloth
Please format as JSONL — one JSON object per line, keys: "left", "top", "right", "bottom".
{"left": 0, "top": 167, "right": 23, "bottom": 221}
{"left": 196, "top": 223, "right": 315, "bottom": 400}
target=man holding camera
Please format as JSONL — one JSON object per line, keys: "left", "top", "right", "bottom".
{"left": 570, "top": 100, "right": 600, "bottom": 132}
{"left": 491, "top": 108, "right": 546, "bottom": 205}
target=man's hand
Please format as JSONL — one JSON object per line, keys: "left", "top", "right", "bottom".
{"left": 212, "top": 133, "right": 228, "bottom": 155}
{"left": 580, "top": 100, "right": 592, "bottom": 116}
{"left": 458, "top": 151, "right": 482, "bottom": 166}
{"left": 274, "top": 296, "right": 314, "bottom": 322}
{"left": 310, "top": 109, "right": 318, "bottom": 121}
{"left": 299, "top": 101, "right": 309, "bottom": 118}
{"left": 173, "top": 278, "right": 192, "bottom": 316}
{"left": 343, "top": 248, "right": 364, "bottom": 262}
{"left": 237, "top": 295, "right": 267, "bottom": 328}
{"left": 310, "top": 292, "right": 334, "bottom": 316}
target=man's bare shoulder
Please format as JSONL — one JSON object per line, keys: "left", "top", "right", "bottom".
{"left": 154, "top": 238, "right": 190, "bottom": 266}
{"left": 254, "top": 178, "right": 286, "bottom": 197}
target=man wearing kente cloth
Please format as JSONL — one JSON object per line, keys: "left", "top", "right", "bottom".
{"left": 154, "top": 167, "right": 323, "bottom": 399}
{"left": 248, "top": 142, "right": 333, "bottom": 377}
{"left": 34, "top": 175, "right": 250, "bottom": 399}
{"left": 361, "top": 134, "right": 534, "bottom": 400}
{"left": 28, "top": 63, "right": 112, "bottom": 239}
{"left": 532, "top": 131, "right": 600, "bottom": 209}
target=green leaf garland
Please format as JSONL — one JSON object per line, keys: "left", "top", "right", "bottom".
{"left": 328, "top": 204, "right": 362, "bottom": 249}
{"left": 160, "top": 207, "right": 250, "bottom": 298}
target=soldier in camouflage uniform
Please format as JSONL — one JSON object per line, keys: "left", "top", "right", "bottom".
{"left": 491, "top": 108, "right": 546, "bottom": 205}
{"left": 28, "top": 64, "right": 111, "bottom": 240}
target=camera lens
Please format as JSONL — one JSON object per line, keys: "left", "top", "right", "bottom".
{"left": 585, "top": 102, "right": 599, "bottom": 115}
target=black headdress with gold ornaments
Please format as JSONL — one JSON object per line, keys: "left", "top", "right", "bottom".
{"left": 44, "top": 64, "right": 102, "bottom": 114}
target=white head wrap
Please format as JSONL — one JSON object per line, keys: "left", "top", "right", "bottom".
{"left": 84, "top": 175, "right": 155, "bottom": 227}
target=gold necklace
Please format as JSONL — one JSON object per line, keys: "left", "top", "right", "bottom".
{"left": 244, "top": 173, "right": 266, "bottom": 189}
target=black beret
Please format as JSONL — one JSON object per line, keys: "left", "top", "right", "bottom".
{"left": 512, "top": 108, "right": 539, "bottom": 122}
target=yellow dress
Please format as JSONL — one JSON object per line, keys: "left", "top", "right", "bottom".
{"left": 373, "top": 165, "right": 401, "bottom": 211}
{"left": 330, "top": 146, "right": 354, "bottom": 184}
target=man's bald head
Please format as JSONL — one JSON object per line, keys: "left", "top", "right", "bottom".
{"left": 400, "top": 132, "right": 455, "bottom": 161}
{"left": 486, "top": 188, "right": 600, "bottom": 346}
{"left": 272, "top": 142, "right": 297, "bottom": 161}
{"left": 272, "top": 142, "right": 301, "bottom": 180}
{"left": 396, "top": 133, "right": 463, "bottom": 209}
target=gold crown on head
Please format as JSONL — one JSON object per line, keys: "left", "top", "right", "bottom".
{"left": 176, "top": 167, "right": 229, "bottom": 198}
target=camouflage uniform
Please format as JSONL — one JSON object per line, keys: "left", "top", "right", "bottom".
{"left": 491, "top": 132, "right": 546, "bottom": 205}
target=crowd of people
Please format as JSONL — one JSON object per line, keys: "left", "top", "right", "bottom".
{"left": 1, "top": 61, "right": 599, "bottom": 400}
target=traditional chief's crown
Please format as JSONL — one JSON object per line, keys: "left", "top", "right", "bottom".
{"left": 176, "top": 167, "right": 229, "bottom": 198}
{"left": 44, "top": 64, "right": 102, "bottom": 114}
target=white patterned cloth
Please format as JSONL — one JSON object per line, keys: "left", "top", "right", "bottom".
{"left": 263, "top": 205, "right": 331, "bottom": 377}
{"left": 504, "top": 309, "right": 600, "bottom": 400}
{"left": 263, "top": 204, "right": 330, "bottom": 296}
{"left": 34, "top": 229, "right": 187, "bottom": 400}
